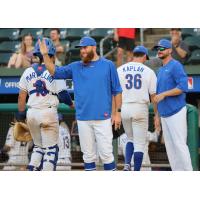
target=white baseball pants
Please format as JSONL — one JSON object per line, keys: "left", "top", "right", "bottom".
{"left": 26, "top": 107, "right": 59, "bottom": 148}
{"left": 161, "top": 106, "right": 193, "bottom": 171}
{"left": 77, "top": 119, "right": 114, "bottom": 164}
{"left": 121, "top": 103, "right": 149, "bottom": 153}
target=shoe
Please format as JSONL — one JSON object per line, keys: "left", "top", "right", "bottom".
{"left": 123, "top": 164, "right": 131, "bottom": 171}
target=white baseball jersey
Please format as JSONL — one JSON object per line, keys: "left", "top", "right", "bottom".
{"left": 18, "top": 65, "right": 67, "bottom": 108}
{"left": 117, "top": 62, "right": 157, "bottom": 103}
{"left": 58, "top": 123, "right": 71, "bottom": 159}
{"left": 4, "top": 126, "right": 33, "bottom": 164}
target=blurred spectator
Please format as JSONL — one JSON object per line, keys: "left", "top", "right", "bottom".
{"left": 50, "top": 28, "right": 65, "bottom": 66}
{"left": 8, "top": 33, "right": 38, "bottom": 68}
{"left": 57, "top": 113, "right": 72, "bottom": 170}
{"left": 3, "top": 118, "right": 33, "bottom": 171}
{"left": 170, "top": 28, "right": 190, "bottom": 64}
{"left": 114, "top": 28, "right": 136, "bottom": 67}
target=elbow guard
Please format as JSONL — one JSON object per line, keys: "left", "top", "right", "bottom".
{"left": 58, "top": 90, "right": 73, "bottom": 106}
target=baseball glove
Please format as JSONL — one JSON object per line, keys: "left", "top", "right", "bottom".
{"left": 112, "top": 124, "right": 125, "bottom": 139}
{"left": 13, "top": 122, "right": 32, "bottom": 142}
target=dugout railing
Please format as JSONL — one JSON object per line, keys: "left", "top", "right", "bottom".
{"left": 0, "top": 103, "right": 199, "bottom": 170}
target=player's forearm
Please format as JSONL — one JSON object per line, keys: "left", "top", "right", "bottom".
{"left": 113, "top": 93, "right": 122, "bottom": 113}
{"left": 150, "top": 94, "right": 158, "bottom": 115}
{"left": 43, "top": 54, "right": 55, "bottom": 75}
{"left": 175, "top": 47, "right": 187, "bottom": 58}
{"left": 18, "top": 91, "right": 27, "bottom": 112}
{"left": 163, "top": 88, "right": 183, "bottom": 97}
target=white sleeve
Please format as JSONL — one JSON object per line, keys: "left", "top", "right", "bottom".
{"left": 148, "top": 70, "right": 157, "bottom": 95}
{"left": 18, "top": 72, "right": 28, "bottom": 92}
{"left": 5, "top": 127, "right": 15, "bottom": 147}
{"left": 55, "top": 80, "right": 68, "bottom": 93}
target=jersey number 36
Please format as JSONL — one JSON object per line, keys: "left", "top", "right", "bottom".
{"left": 125, "top": 74, "right": 142, "bottom": 89}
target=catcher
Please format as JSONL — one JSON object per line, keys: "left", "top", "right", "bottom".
{"left": 16, "top": 37, "right": 73, "bottom": 171}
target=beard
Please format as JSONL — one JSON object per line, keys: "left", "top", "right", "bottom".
{"left": 158, "top": 53, "right": 169, "bottom": 60}
{"left": 80, "top": 50, "right": 95, "bottom": 64}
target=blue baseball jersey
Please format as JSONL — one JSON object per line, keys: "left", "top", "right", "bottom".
{"left": 53, "top": 57, "right": 122, "bottom": 120}
{"left": 156, "top": 59, "right": 187, "bottom": 117}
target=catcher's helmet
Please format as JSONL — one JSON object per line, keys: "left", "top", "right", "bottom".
{"left": 33, "top": 37, "right": 56, "bottom": 57}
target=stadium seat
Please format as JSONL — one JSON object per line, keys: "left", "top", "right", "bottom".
{"left": 0, "top": 41, "right": 21, "bottom": 53}
{"left": 90, "top": 28, "right": 113, "bottom": 41}
{"left": 184, "top": 36, "right": 200, "bottom": 51}
{"left": 187, "top": 49, "right": 200, "bottom": 64}
{"left": 60, "top": 40, "right": 70, "bottom": 52}
{"left": 0, "top": 29, "right": 20, "bottom": 41}
{"left": 148, "top": 49, "right": 157, "bottom": 58}
{"left": 66, "top": 28, "right": 90, "bottom": 41}
{"left": 43, "top": 28, "right": 68, "bottom": 39}
{"left": 181, "top": 28, "right": 200, "bottom": 40}
{"left": 20, "top": 28, "right": 43, "bottom": 40}
{"left": 66, "top": 40, "right": 80, "bottom": 63}
{"left": 0, "top": 52, "right": 13, "bottom": 66}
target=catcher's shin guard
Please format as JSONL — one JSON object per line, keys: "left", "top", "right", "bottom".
{"left": 42, "top": 144, "right": 59, "bottom": 171}
{"left": 27, "top": 145, "right": 44, "bottom": 171}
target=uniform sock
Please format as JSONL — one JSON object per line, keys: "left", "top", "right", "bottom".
{"left": 125, "top": 141, "right": 134, "bottom": 166}
{"left": 134, "top": 152, "right": 144, "bottom": 171}
{"left": 104, "top": 161, "right": 116, "bottom": 171}
{"left": 84, "top": 162, "right": 96, "bottom": 171}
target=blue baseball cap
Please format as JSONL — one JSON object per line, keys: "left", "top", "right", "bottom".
{"left": 133, "top": 45, "right": 149, "bottom": 60}
{"left": 154, "top": 39, "right": 172, "bottom": 49}
{"left": 75, "top": 36, "right": 97, "bottom": 48}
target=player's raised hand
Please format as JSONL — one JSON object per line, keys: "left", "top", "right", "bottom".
{"left": 38, "top": 38, "right": 48, "bottom": 56}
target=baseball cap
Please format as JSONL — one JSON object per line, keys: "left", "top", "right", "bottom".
{"left": 133, "top": 45, "right": 149, "bottom": 60}
{"left": 154, "top": 39, "right": 172, "bottom": 49}
{"left": 75, "top": 36, "right": 97, "bottom": 48}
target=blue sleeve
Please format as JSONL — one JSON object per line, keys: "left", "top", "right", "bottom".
{"left": 110, "top": 61, "right": 122, "bottom": 96}
{"left": 53, "top": 64, "right": 73, "bottom": 79}
{"left": 58, "top": 90, "right": 73, "bottom": 106}
{"left": 172, "top": 63, "right": 188, "bottom": 92}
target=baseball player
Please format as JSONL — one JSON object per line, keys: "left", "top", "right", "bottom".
{"left": 117, "top": 45, "right": 158, "bottom": 171}
{"left": 118, "top": 130, "right": 160, "bottom": 171}
{"left": 38, "top": 36, "right": 122, "bottom": 171}
{"left": 3, "top": 119, "right": 33, "bottom": 171}
{"left": 56, "top": 113, "right": 72, "bottom": 171}
{"left": 17, "top": 37, "right": 73, "bottom": 171}
{"left": 153, "top": 39, "right": 192, "bottom": 171}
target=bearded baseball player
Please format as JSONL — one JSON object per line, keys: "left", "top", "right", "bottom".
{"left": 153, "top": 39, "right": 192, "bottom": 171}
{"left": 38, "top": 36, "right": 122, "bottom": 171}
{"left": 17, "top": 38, "right": 73, "bottom": 171}
{"left": 117, "top": 45, "right": 158, "bottom": 171}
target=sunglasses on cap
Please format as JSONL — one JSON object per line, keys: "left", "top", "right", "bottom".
{"left": 157, "top": 47, "right": 168, "bottom": 51}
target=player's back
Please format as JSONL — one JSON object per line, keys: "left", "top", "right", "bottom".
{"left": 117, "top": 62, "right": 157, "bottom": 104}
{"left": 18, "top": 64, "right": 67, "bottom": 109}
